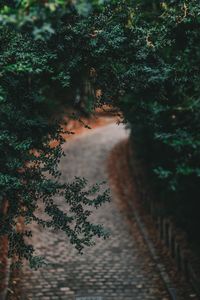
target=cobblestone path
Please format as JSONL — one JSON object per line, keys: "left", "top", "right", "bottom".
{"left": 9, "top": 123, "right": 170, "bottom": 300}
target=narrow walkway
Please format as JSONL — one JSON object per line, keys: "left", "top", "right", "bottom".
{"left": 9, "top": 123, "right": 170, "bottom": 300}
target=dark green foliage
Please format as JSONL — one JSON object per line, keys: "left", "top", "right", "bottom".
{"left": 1, "top": 0, "right": 200, "bottom": 266}
{"left": 81, "top": 0, "right": 200, "bottom": 242}
{"left": 0, "top": 1, "right": 109, "bottom": 269}
{"left": 123, "top": 1, "right": 200, "bottom": 240}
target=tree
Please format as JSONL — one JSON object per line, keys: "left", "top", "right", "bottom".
{"left": 82, "top": 0, "right": 200, "bottom": 242}
{"left": 0, "top": 1, "right": 109, "bottom": 269}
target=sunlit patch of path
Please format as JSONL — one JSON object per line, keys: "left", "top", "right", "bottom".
{"left": 9, "top": 123, "right": 170, "bottom": 300}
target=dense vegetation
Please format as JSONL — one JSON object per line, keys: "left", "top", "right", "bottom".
{"left": 0, "top": 0, "right": 110, "bottom": 269}
{"left": 83, "top": 0, "right": 200, "bottom": 245}
{"left": 119, "top": 1, "right": 200, "bottom": 243}
{"left": 0, "top": 0, "right": 200, "bottom": 267}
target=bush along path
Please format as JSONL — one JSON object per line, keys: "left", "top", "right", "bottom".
{"left": 108, "top": 139, "right": 199, "bottom": 300}
{"left": 8, "top": 123, "right": 171, "bottom": 300}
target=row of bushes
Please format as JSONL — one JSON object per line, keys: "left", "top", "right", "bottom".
{"left": 120, "top": 1, "right": 200, "bottom": 246}
{"left": 93, "top": 0, "right": 200, "bottom": 246}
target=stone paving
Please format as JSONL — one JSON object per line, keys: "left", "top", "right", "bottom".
{"left": 8, "top": 123, "right": 170, "bottom": 300}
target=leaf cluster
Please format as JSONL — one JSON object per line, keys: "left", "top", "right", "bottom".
{"left": 0, "top": 1, "right": 110, "bottom": 268}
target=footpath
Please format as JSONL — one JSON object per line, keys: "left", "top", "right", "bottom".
{"left": 8, "top": 123, "right": 176, "bottom": 300}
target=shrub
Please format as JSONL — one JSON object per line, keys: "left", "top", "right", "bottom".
{"left": 0, "top": 1, "right": 109, "bottom": 269}
{"left": 86, "top": 0, "right": 200, "bottom": 242}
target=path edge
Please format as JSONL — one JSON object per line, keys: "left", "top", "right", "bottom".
{"left": 107, "top": 138, "right": 190, "bottom": 300}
